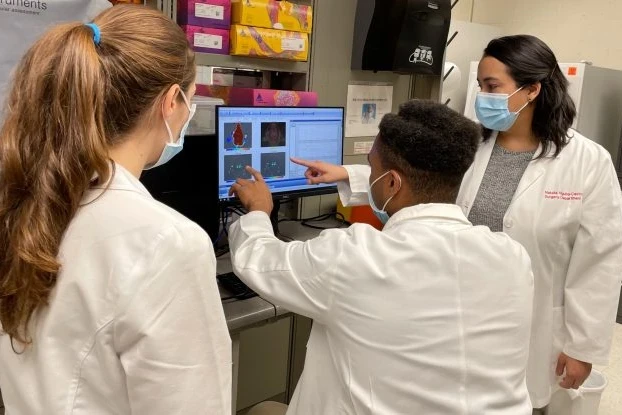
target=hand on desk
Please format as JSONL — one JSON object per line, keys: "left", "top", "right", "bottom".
{"left": 229, "top": 167, "right": 273, "bottom": 215}
{"left": 290, "top": 157, "right": 349, "bottom": 185}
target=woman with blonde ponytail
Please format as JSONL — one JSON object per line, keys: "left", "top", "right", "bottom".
{"left": 0, "top": 5, "right": 231, "bottom": 414}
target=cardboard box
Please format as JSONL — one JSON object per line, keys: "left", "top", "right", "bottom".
{"left": 229, "top": 24, "right": 308, "bottom": 61}
{"left": 187, "top": 96, "right": 225, "bottom": 135}
{"left": 196, "top": 85, "right": 229, "bottom": 103}
{"left": 231, "top": 0, "right": 312, "bottom": 33}
{"left": 196, "top": 85, "right": 317, "bottom": 107}
{"left": 229, "top": 87, "right": 317, "bottom": 106}
{"left": 195, "top": 66, "right": 268, "bottom": 88}
{"left": 182, "top": 25, "right": 230, "bottom": 55}
{"left": 178, "top": 0, "right": 231, "bottom": 29}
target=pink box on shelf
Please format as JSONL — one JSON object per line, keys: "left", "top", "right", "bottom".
{"left": 182, "top": 25, "right": 230, "bottom": 55}
{"left": 229, "top": 87, "right": 318, "bottom": 106}
{"left": 178, "top": 0, "right": 231, "bottom": 29}
{"left": 195, "top": 85, "right": 318, "bottom": 107}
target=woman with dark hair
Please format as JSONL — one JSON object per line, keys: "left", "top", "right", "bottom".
{"left": 457, "top": 35, "right": 622, "bottom": 413}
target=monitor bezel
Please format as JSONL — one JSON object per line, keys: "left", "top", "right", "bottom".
{"left": 215, "top": 105, "right": 345, "bottom": 205}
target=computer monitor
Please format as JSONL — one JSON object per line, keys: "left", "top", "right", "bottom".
{"left": 216, "top": 106, "right": 344, "bottom": 202}
{"left": 140, "top": 133, "right": 220, "bottom": 241}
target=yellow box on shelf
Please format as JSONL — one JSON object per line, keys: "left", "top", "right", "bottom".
{"left": 229, "top": 24, "right": 308, "bottom": 61}
{"left": 231, "top": 0, "right": 312, "bottom": 34}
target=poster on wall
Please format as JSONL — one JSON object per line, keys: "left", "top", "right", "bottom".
{"left": 345, "top": 84, "right": 393, "bottom": 137}
{"left": 0, "top": 0, "right": 112, "bottom": 114}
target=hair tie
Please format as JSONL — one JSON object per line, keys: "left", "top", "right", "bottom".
{"left": 85, "top": 23, "right": 101, "bottom": 46}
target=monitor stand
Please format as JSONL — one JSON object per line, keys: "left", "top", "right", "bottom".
{"left": 269, "top": 198, "right": 296, "bottom": 242}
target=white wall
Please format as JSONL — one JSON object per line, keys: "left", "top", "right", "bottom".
{"left": 472, "top": 0, "right": 622, "bottom": 70}
{"left": 452, "top": 0, "right": 474, "bottom": 22}
{"left": 443, "top": 21, "right": 503, "bottom": 114}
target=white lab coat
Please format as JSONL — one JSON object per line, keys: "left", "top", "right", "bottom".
{"left": 0, "top": 164, "right": 232, "bottom": 415}
{"left": 229, "top": 178, "right": 534, "bottom": 414}
{"left": 457, "top": 130, "right": 622, "bottom": 408}
{"left": 0, "top": 0, "right": 110, "bottom": 109}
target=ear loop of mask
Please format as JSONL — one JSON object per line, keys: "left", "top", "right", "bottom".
{"left": 383, "top": 172, "right": 402, "bottom": 210}
{"left": 508, "top": 86, "right": 532, "bottom": 114}
{"left": 162, "top": 88, "right": 192, "bottom": 144}
{"left": 372, "top": 171, "right": 402, "bottom": 211}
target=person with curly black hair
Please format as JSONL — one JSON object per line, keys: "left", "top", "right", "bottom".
{"left": 226, "top": 100, "right": 535, "bottom": 415}
{"left": 458, "top": 35, "right": 622, "bottom": 414}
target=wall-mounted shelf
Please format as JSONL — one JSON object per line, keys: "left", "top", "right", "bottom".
{"left": 195, "top": 53, "right": 310, "bottom": 74}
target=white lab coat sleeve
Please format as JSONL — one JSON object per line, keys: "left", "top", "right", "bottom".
{"left": 229, "top": 211, "right": 347, "bottom": 323}
{"left": 114, "top": 222, "right": 232, "bottom": 415}
{"left": 337, "top": 164, "right": 371, "bottom": 207}
{"left": 563, "top": 156, "right": 622, "bottom": 365}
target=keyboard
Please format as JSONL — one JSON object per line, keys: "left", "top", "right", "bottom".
{"left": 217, "top": 272, "right": 258, "bottom": 300}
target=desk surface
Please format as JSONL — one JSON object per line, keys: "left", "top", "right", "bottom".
{"left": 216, "top": 251, "right": 276, "bottom": 332}
{"left": 218, "top": 218, "right": 346, "bottom": 332}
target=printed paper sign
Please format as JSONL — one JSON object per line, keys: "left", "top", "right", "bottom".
{"left": 195, "top": 4, "right": 224, "bottom": 20}
{"left": 353, "top": 141, "right": 374, "bottom": 155}
{"left": 346, "top": 84, "right": 393, "bottom": 137}
{"left": 282, "top": 38, "right": 305, "bottom": 51}
{"left": 194, "top": 33, "right": 223, "bottom": 49}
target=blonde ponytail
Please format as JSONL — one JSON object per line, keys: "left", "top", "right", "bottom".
{"left": 0, "top": 5, "right": 195, "bottom": 346}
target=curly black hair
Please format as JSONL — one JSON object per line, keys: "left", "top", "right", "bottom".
{"left": 482, "top": 35, "right": 576, "bottom": 157}
{"left": 377, "top": 99, "right": 480, "bottom": 203}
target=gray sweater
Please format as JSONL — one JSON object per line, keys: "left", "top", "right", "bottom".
{"left": 468, "top": 144, "right": 536, "bottom": 232}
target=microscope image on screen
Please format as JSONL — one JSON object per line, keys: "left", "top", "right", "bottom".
{"left": 261, "top": 122, "right": 287, "bottom": 147}
{"left": 217, "top": 106, "right": 344, "bottom": 200}
{"left": 261, "top": 152, "right": 286, "bottom": 178}
{"left": 224, "top": 154, "right": 253, "bottom": 182}
{"left": 224, "top": 122, "right": 253, "bottom": 150}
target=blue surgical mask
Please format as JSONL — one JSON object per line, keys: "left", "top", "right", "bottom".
{"left": 367, "top": 171, "right": 401, "bottom": 225}
{"left": 475, "top": 87, "right": 529, "bottom": 131}
{"left": 145, "top": 90, "right": 196, "bottom": 170}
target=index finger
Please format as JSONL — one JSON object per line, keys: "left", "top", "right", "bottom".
{"left": 228, "top": 182, "right": 241, "bottom": 197}
{"left": 290, "top": 157, "right": 317, "bottom": 169}
{"left": 245, "top": 166, "right": 265, "bottom": 182}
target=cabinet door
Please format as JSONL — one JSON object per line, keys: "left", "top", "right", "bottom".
{"left": 237, "top": 317, "right": 291, "bottom": 411}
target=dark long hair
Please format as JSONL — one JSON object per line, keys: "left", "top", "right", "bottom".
{"left": 482, "top": 35, "right": 576, "bottom": 157}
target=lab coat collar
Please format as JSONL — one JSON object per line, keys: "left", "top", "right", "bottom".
{"left": 106, "top": 163, "right": 152, "bottom": 197}
{"left": 484, "top": 130, "right": 568, "bottom": 206}
{"left": 485, "top": 130, "right": 565, "bottom": 160}
{"left": 85, "top": 163, "right": 152, "bottom": 203}
{"left": 384, "top": 203, "right": 471, "bottom": 231}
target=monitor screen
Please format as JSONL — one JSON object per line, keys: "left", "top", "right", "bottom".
{"left": 216, "top": 106, "right": 344, "bottom": 201}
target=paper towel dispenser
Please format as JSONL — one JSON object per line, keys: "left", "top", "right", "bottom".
{"left": 351, "top": 0, "right": 451, "bottom": 75}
